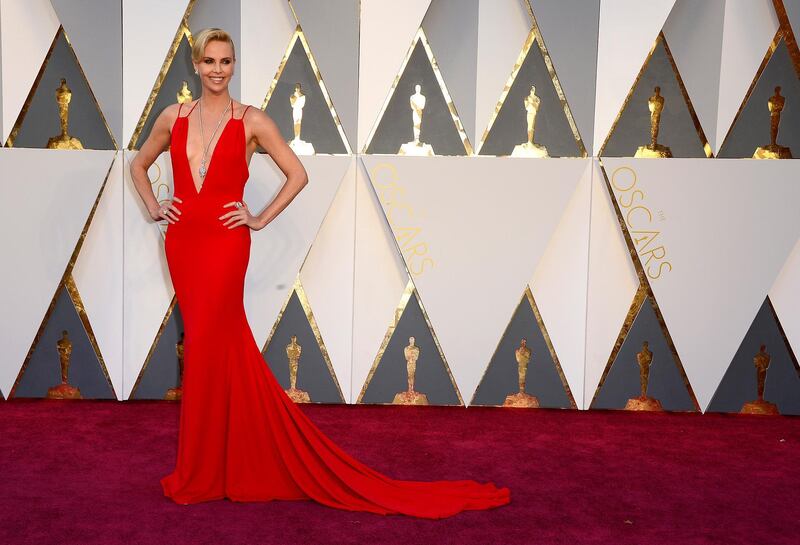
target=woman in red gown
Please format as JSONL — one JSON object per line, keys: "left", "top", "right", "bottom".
{"left": 129, "top": 28, "right": 510, "bottom": 518}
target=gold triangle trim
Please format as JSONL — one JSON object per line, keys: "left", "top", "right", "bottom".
{"left": 260, "top": 26, "right": 353, "bottom": 154}
{"left": 593, "top": 161, "right": 700, "bottom": 410}
{"left": 128, "top": 0, "right": 197, "bottom": 150}
{"left": 362, "top": 26, "right": 474, "bottom": 155}
{"left": 469, "top": 286, "right": 577, "bottom": 407}
{"left": 356, "top": 279, "right": 464, "bottom": 405}
{"left": 5, "top": 25, "right": 117, "bottom": 149}
{"left": 8, "top": 154, "right": 118, "bottom": 397}
{"left": 260, "top": 276, "right": 345, "bottom": 403}
{"left": 477, "top": 4, "right": 586, "bottom": 156}
{"left": 127, "top": 295, "right": 179, "bottom": 399}
{"left": 598, "top": 32, "right": 713, "bottom": 158}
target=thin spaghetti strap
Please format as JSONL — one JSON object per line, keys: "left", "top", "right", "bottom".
{"left": 240, "top": 105, "right": 252, "bottom": 120}
{"left": 184, "top": 100, "right": 199, "bottom": 117}
{"left": 230, "top": 99, "right": 235, "bottom": 119}
{"left": 177, "top": 102, "right": 183, "bottom": 117}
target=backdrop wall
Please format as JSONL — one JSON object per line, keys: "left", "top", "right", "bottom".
{"left": 1, "top": 0, "right": 798, "bottom": 414}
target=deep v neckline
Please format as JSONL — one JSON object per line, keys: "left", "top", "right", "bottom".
{"left": 183, "top": 113, "right": 234, "bottom": 197}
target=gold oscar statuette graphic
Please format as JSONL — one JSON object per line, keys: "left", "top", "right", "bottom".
{"left": 754, "top": 87, "right": 793, "bottom": 159}
{"left": 740, "top": 344, "right": 780, "bottom": 415}
{"left": 165, "top": 332, "right": 185, "bottom": 401}
{"left": 177, "top": 81, "right": 193, "bottom": 104}
{"left": 285, "top": 335, "right": 311, "bottom": 403}
{"left": 46, "top": 78, "right": 84, "bottom": 150}
{"left": 393, "top": 336, "right": 429, "bottom": 405}
{"left": 47, "top": 330, "right": 83, "bottom": 399}
{"left": 399, "top": 84, "right": 435, "bottom": 156}
{"left": 288, "top": 83, "right": 316, "bottom": 155}
{"left": 624, "top": 341, "right": 664, "bottom": 411}
{"left": 634, "top": 87, "right": 672, "bottom": 158}
{"left": 503, "top": 339, "right": 540, "bottom": 408}
{"left": 511, "top": 86, "right": 549, "bottom": 158}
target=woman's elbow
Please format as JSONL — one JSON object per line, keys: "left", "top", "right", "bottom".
{"left": 297, "top": 170, "right": 309, "bottom": 190}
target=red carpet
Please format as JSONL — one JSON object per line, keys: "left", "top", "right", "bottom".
{"left": 0, "top": 400, "right": 797, "bottom": 544}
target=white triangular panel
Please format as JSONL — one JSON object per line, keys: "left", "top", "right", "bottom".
{"left": 0, "top": 0, "right": 60, "bottom": 143}
{"left": 361, "top": 155, "right": 586, "bottom": 404}
{"left": 244, "top": 155, "right": 350, "bottom": 350}
{"left": 584, "top": 160, "right": 638, "bottom": 407}
{"left": 122, "top": 0, "right": 190, "bottom": 145}
{"left": 351, "top": 158, "right": 409, "bottom": 403}
{"left": 240, "top": 0, "right": 296, "bottom": 106}
{"left": 769, "top": 236, "right": 800, "bottom": 361}
{"left": 357, "top": 0, "right": 432, "bottom": 151}
{"left": 715, "top": 0, "right": 779, "bottom": 155}
{"left": 603, "top": 158, "right": 800, "bottom": 410}
{"left": 72, "top": 152, "right": 124, "bottom": 399}
{"left": 662, "top": 0, "right": 725, "bottom": 152}
{"left": 122, "top": 150, "right": 174, "bottom": 398}
{"left": 593, "top": 0, "right": 676, "bottom": 152}
{"left": 474, "top": 0, "right": 531, "bottom": 148}
{"left": 0, "top": 148, "right": 114, "bottom": 394}
{"left": 51, "top": 0, "right": 122, "bottom": 143}
{"left": 529, "top": 160, "right": 592, "bottom": 408}
{"left": 299, "top": 158, "right": 357, "bottom": 403}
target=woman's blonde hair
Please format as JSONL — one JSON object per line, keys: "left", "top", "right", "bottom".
{"left": 191, "top": 28, "right": 236, "bottom": 62}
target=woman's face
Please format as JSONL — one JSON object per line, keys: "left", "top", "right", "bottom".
{"left": 194, "top": 40, "right": 235, "bottom": 93}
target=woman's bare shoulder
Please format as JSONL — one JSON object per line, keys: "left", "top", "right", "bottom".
{"left": 155, "top": 102, "right": 185, "bottom": 127}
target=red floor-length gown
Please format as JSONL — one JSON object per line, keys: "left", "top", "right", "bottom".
{"left": 160, "top": 100, "right": 511, "bottom": 518}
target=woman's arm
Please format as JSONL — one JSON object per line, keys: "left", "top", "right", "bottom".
{"left": 129, "top": 104, "right": 182, "bottom": 223}
{"left": 244, "top": 108, "right": 308, "bottom": 229}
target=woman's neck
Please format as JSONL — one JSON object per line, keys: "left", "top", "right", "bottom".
{"left": 199, "top": 91, "right": 233, "bottom": 111}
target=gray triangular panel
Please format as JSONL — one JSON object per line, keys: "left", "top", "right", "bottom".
{"left": 9, "top": 28, "right": 115, "bottom": 149}
{"left": 472, "top": 293, "right": 572, "bottom": 408}
{"left": 592, "top": 297, "right": 695, "bottom": 411}
{"left": 707, "top": 298, "right": 800, "bottom": 415}
{"left": 601, "top": 39, "right": 707, "bottom": 158}
{"left": 13, "top": 286, "right": 114, "bottom": 399}
{"left": 717, "top": 40, "right": 800, "bottom": 158}
{"left": 262, "top": 291, "right": 344, "bottom": 403}
{"left": 366, "top": 39, "right": 468, "bottom": 155}
{"left": 479, "top": 34, "right": 582, "bottom": 157}
{"left": 360, "top": 293, "right": 460, "bottom": 405}
{"left": 265, "top": 35, "right": 348, "bottom": 155}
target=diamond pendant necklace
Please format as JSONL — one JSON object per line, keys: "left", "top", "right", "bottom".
{"left": 198, "top": 98, "right": 232, "bottom": 181}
